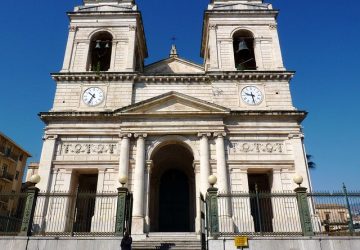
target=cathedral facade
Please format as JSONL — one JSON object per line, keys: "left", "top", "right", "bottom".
{"left": 36, "top": 0, "right": 311, "bottom": 235}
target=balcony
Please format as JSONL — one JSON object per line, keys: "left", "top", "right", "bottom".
{"left": 0, "top": 172, "right": 14, "bottom": 182}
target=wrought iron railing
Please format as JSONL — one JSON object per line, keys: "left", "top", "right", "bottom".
{"left": 217, "top": 192, "right": 302, "bottom": 236}
{"left": 32, "top": 191, "right": 119, "bottom": 236}
{"left": 215, "top": 190, "right": 360, "bottom": 237}
{"left": 0, "top": 192, "right": 27, "bottom": 235}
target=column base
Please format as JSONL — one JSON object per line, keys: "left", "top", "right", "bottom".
{"left": 132, "top": 216, "right": 145, "bottom": 235}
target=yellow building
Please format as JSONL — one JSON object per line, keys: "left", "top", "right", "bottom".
{"left": 0, "top": 132, "right": 31, "bottom": 215}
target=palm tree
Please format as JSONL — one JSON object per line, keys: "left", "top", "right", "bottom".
{"left": 306, "top": 154, "right": 316, "bottom": 169}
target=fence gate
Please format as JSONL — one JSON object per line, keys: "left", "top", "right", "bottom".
{"left": 200, "top": 193, "right": 208, "bottom": 250}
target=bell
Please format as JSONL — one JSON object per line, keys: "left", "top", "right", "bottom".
{"left": 105, "top": 41, "right": 110, "bottom": 49}
{"left": 95, "top": 40, "right": 101, "bottom": 49}
{"left": 236, "top": 39, "right": 249, "bottom": 53}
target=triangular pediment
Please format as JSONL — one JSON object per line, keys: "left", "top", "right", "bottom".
{"left": 144, "top": 57, "right": 204, "bottom": 74}
{"left": 115, "top": 92, "right": 229, "bottom": 115}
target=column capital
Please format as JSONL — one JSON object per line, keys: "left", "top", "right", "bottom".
{"left": 146, "top": 160, "right": 153, "bottom": 172}
{"left": 119, "top": 133, "right": 132, "bottom": 139}
{"left": 134, "top": 133, "right": 148, "bottom": 139}
{"left": 43, "top": 134, "right": 58, "bottom": 140}
{"left": 213, "top": 132, "right": 227, "bottom": 138}
{"left": 198, "top": 132, "right": 212, "bottom": 138}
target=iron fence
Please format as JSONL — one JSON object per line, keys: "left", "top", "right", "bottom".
{"left": 32, "top": 191, "right": 118, "bottom": 236}
{"left": 0, "top": 192, "right": 27, "bottom": 235}
{"left": 310, "top": 191, "right": 360, "bottom": 236}
{"left": 216, "top": 190, "right": 360, "bottom": 237}
{"left": 217, "top": 192, "right": 302, "bottom": 236}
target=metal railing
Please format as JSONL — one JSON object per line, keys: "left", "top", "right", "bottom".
{"left": 310, "top": 191, "right": 360, "bottom": 236}
{"left": 0, "top": 192, "right": 27, "bottom": 234}
{"left": 32, "top": 191, "right": 119, "bottom": 236}
{"left": 218, "top": 192, "right": 302, "bottom": 236}
{"left": 215, "top": 189, "right": 360, "bottom": 237}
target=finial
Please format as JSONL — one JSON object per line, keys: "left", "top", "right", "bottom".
{"left": 170, "top": 44, "right": 178, "bottom": 58}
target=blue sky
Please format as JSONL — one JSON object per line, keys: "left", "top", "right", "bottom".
{"left": 0, "top": 0, "right": 359, "bottom": 190}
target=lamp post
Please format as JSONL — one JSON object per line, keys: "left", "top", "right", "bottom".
{"left": 19, "top": 174, "right": 41, "bottom": 236}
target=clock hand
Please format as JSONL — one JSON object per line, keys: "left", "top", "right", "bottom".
{"left": 245, "top": 92, "right": 252, "bottom": 96}
{"left": 88, "top": 96, "right": 94, "bottom": 104}
{"left": 250, "top": 92, "right": 256, "bottom": 104}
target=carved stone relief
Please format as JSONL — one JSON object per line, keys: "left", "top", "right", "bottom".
{"left": 58, "top": 143, "right": 118, "bottom": 155}
{"left": 228, "top": 141, "right": 285, "bottom": 154}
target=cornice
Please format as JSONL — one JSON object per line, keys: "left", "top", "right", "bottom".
{"left": 39, "top": 110, "right": 307, "bottom": 123}
{"left": 51, "top": 71, "right": 294, "bottom": 83}
{"left": 205, "top": 9, "right": 279, "bottom": 18}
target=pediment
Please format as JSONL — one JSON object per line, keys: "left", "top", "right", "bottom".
{"left": 144, "top": 57, "right": 204, "bottom": 74}
{"left": 115, "top": 91, "right": 229, "bottom": 115}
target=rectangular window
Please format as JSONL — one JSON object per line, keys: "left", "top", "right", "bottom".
{"left": 18, "top": 154, "right": 23, "bottom": 162}
{"left": 4, "top": 147, "right": 11, "bottom": 157}
{"left": 15, "top": 171, "right": 19, "bottom": 180}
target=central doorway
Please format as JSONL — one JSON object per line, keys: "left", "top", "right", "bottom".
{"left": 149, "top": 143, "right": 195, "bottom": 232}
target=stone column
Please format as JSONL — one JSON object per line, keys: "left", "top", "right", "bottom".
{"left": 61, "top": 26, "right": 77, "bottom": 72}
{"left": 208, "top": 25, "right": 219, "bottom": 70}
{"left": 214, "top": 132, "right": 229, "bottom": 194}
{"left": 198, "top": 133, "right": 211, "bottom": 195}
{"left": 37, "top": 135, "right": 58, "bottom": 192}
{"left": 126, "top": 25, "right": 136, "bottom": 71}
{"left": 214, "top": 132, "right": 233, "bottom": 232}
{"left": 118, "top": 133, "right": 132, "bottom": 185}
{"left": 132, "top": 133, "right": 147, "bottom": 234}
{"left": 144, "top": 160, "right": 153, "bottom": 234}
{"left": 254, "top": 38, "right": 263, "bottom": 70}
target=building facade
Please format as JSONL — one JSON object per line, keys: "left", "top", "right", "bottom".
{"left": 36, "top": 0, "right": 312, "bottom": 236}
{"left": 0, "top": 132, "right": 31, "bottom": 215}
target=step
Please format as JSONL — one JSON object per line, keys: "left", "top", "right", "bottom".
{"left": 132, "top": 233, "right": 202, "bottom": 250}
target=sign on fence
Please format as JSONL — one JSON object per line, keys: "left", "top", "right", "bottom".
{"left": 234, "top": 236, "right": 248, "bottom": 247}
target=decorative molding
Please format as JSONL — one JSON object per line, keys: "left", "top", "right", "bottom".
{"left": 43, "top": 135, "right": 58, "bottom": 140}
{"left": 228, "top": 142, "right": 285, "bottom": 154}
{"left": 119, "top": 133, "right": 132, "bottom": 139}
{"left": 50, "top": 71, "right": 295, "bottom": 83}
{"left": 269, "top": 24, "right": 277, "bottom": 30}
{"left": 59, "top": 143, "right": 117, "bottom": 155}
{"left": 212, "top": 87, "right": 224, "bottom": 96}
{"left": 134, "top": 133, "right": 148, "bottom": 139}
{"left": 128, "top": 25, "right": 136, "bottom": 31}
{"left": 214, "top": 132, "right": 226, "bottom": 138}
{"left": 198, "top": 132, "right": 212, "bottom": 138}
{"left": 69, "top": 26, "right": 77, "bottom": 32}
{"left": 209, "top": 24, "right": 217, "bottom": 30}
{"left": 288, "top": 133, "right": 304, "bottom": 139}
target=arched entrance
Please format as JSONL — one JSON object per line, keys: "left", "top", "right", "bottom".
{"left": 149, "top": 143, "right": 195, "bottom": 232}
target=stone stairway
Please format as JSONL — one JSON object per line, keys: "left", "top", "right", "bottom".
{"left": 132, "top": 233, "right": 202, "bottom": 250}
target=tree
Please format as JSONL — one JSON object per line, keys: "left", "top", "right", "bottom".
{"left": 306, "top": 154, "right": 316, "bottom": 169}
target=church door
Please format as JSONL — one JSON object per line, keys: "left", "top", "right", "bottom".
{"left": 159, "top": 169, "right": 190, "bottom": 232}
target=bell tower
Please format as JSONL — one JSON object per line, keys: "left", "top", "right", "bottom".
{"left": 201, "top": 0, "right": 284, "bottom": 71}
{"left": 61, "top": 0, "right": 147, "bottom": 73}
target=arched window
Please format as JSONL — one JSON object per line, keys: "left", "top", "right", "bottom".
{"left": 233, "top": 30, "right": 256, "bottom": 70}
{"left": 88, "top": 32, "right": 113, "bottom": 72}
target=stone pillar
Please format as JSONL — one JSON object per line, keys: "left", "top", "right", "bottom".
{"left": 62, "top": 26, "right": 77, "bottom": 72}
{"left": 126, "top": 25, "right": 136, "bottom": 71}
{"left": 118, "top": 133, "right": 132, "bottom": 185}
{"left": 208, "top": 25, "right": 219, "bottom": 70}
{"left": 214, "top": 132, "right": 229, "bottom": 194}
{"left": 254, "top": 38, "right": 263, "bottom": 70}
{"left": 214, "top": 132, "right": 232, "bottom": 232}
{"left": 37, "top": 135, "right": 58, "bottom": 192}
{"left": 132, "top": 133, "right": 147, "bottom": 234}
{"left": 198, "top": 133, "right": 211, "bottom": 195}
{"left": 144, "top": 161, "right": 153, "bottom": 234}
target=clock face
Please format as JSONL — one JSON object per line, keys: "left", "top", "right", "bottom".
{"left": 241, "top": 86, "right": 263, "bottom": 105}
{"left": 83, "top": 87, "right": 104, "bottom": 106}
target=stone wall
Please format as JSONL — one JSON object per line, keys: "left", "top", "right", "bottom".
{"left": 1, "top": 237, "right": 360, "bottom": 250}
{"left": 209, "top": 237, "right": 360, "bottom": 250}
